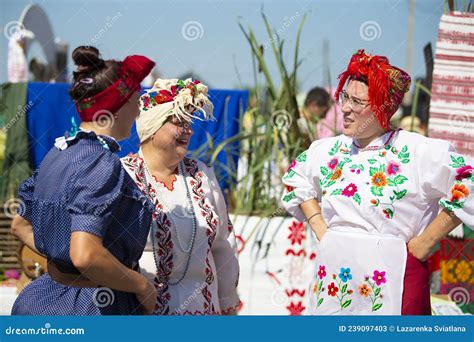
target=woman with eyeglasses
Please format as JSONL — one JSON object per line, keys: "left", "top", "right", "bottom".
{"left": 121, "top": 79, "right": 240, "bottom": 315}
{"left": 281, "top": 49, "right": 473, "bottom": 315}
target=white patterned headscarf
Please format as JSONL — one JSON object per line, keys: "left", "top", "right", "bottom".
{"left": 136, "top": 78, "right": 214, "bottom": 143}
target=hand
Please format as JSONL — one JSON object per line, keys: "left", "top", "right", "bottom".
{"left": 136, "top": 278, "right": 157, "bottom": 315}
{"left": 308, "top": 216, "right": 327, "bottom": 242}
{"left": 407, "top": 235, "right": 434, "bottom": 262}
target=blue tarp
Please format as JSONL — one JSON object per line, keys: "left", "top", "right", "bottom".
{"left": 25, "top": 83, "right": 248, "bottom": 191}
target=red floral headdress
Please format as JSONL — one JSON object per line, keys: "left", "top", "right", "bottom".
{"left": 335, "top": 49, "right": 411, "bottom": 129}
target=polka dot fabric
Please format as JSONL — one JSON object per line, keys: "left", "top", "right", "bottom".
{"left": 12, "top": 131, "right": 154, "bottom": 315}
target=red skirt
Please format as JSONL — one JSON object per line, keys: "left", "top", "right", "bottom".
{"left": 401, "top": 251, "right": 432, "bottom": 315}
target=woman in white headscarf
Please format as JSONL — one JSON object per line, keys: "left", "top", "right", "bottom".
{"left": 121, "top": 79, "right": 240, "bottom": 315}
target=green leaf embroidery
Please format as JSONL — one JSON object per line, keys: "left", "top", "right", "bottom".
{"left": 368, "top": 159, "right": 377, "bottom": 165}
{"left": 449, "top": 155, "right": 465, "bottom": 168}
{"left": 353, "top": 193, "right": 361, "bottom": 205}
{"left": 342, "top": 300, "right": 352, "bottom": 309}
{"left": 284, "top": 169, "right": 295, "bottom": 179}
{"left": 320, "top": 166, "right": 329, "bottom": 177}
{"left": 393, "top": 175, "right": 408, "bottom": 185}
{"left": 331, "top": 189, "right": 342, "bottom": 195}
{"left": 401, "top": 159, "right": 410, "bottom": 164}
{"left": 387, "top": 179, "right": 397, "bottom": 186}
{"left": 283, "top": 191, "right": 296, "bottom": 202}
{"left": 394, "top": 189, "right": 407, "bottom": 200}
{"left": 318, "top": 280, "right": 323, "bottom": 292}
{"left": 375, "top": 287, "right": 381, "bottom": 296}
{"left": 373, "top": 303, "right": 383, "bottom": 311}
{"left": 341, "top": 284, "right": 348, "bottom": 293}
{"left": 317, "top": 298, "right": 324, "bottom": 307}
{"left": 326, "top": 180, "right": 336, "bottom": 188}
{"left": 371, "top": 186, "right": 384, "bottom": 197}
{"left": 329, "top": 141, "right": 341, "bottom": 156}
{"left": 296, "top": 151, "right": 307, "bottom": 162}
{"left": 369, "top": 167, "right": 379, "bottom": 176}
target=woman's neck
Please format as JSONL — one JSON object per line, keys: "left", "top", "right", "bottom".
{"left": 79, "top": 122, "right": 114, "bottom": 138}
{"left": 355, "top": 128, "right": 390, "bottom": 149}
{"left": 141, "top": 144, "right": 179, "bottom": 177}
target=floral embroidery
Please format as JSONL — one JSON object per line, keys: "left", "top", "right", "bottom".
{"left": 328, "top": 158, "right": 339, "bottom": 170}
{"left": 288, "top": 221, "right": 305, "bottom": 245}
{"left": 371, "top": 171, "right": 387, "bottom": 188}
{"left": 317, "top": 265, "right": 327, "bottom": 279}
{"left": 329, "top": 183, "right": 361, "bottom": 205}
{"left": 296, "top": 151, "right": 307, "bottom": 163}
{"left": 358, "top": 284, "right": 371, "bottom": 297}
{"left": 338, "top": 267, "right": 353, "bottom": 282}
{"left": 327, "top": 281, "right": 338, "bottom": 296}
{"left": 330, "top": 168, "right": 343, "bottom": 181}
{"left": 359, "top": 270, "right": 387, "bottom": 312}
{"left": 313, "top": 265, "right": 327, "bottom": 307}
{"left": 121, "top": 155, "right": 224, "bottom": 315}
{"left": 366, "top": 145, "right": 410, "bottom": 219}
{"left": 386, "top": 161, "right": 401, "bottom": 175}
{"left": 349, "top": 164, "right": 364, "bottom": 174}
{"left": 455, "top": 165, "right": 473, "bottom": 181}
{"left": 332, "top": 269, "right": 353, "bottom": 310}
{"left": 440, "top": 155, "right": 473, "bottom": 211}
{"left": 282, "top": 191, "right": 297, "bottom": 202}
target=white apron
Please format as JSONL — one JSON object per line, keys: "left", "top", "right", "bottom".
{"left": 307, "top": 228, "right": 407, "bottom": 315}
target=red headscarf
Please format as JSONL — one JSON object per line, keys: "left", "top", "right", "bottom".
{"left": 74, "top": 55, "right": 155, "bottom": 122}
{"left": 335, "top": 49, "right": 411, "bottom": 129}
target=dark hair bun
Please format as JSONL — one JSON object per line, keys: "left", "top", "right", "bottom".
{"left": 72, "top": 46, "right": 105, "bottom": 70}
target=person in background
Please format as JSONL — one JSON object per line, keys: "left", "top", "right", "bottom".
{"left": 298, "top": 87, "right": 344, "bottom": 141}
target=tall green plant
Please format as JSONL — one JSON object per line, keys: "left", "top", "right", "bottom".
{"left": 194, "top": 11, "right": 308, "bottom": 215}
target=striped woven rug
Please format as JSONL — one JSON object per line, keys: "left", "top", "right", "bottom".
{"left": 428, "top": 11, "right": 474, "bottom": 157}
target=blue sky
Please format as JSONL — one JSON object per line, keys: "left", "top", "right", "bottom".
{"left": 1, "top": 0, "right": 444, "bottom": 91}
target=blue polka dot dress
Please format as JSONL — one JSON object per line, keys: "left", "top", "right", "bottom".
{"left": 11, "top": 131, "right": 154, "bottom": 315}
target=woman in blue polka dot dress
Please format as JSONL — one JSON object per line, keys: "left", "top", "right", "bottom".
{"left": 10, "top": 46, "right": 157, "bottom": 315}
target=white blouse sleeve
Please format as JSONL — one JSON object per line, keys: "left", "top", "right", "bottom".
{"left": 281, "top": 140, "right": 323, "bottom": 222}
{"left": 416, "top": 138, "right": 474, "bottom": 229}
{"left": 202, "top": 162, "right": 241, "bottom": 313}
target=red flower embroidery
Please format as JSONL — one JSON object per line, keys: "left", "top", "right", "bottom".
{"left": 328, "top": 158, "right": 339, "bottom": 170}
{"left": 288, "top": 221, "right": 305, "bottom": 245}
{"left": 287, "top": 159, "right": 297, "bottom": 172}
{"left": 455, "top": 165, "right": 473, "bottom": 181}
{"left": 285, "top": 184, "right": 295, "bottom": 192}
{"left": 317, "top": 265, "right": 327, "bottom": 279}
{"left": 286, "top": 301, "right": 305, "bottom": 315}
{"left": 372, "top": 270, "right": 387, "bottom": 286}
{"left": 342, "top": 183, "right": 358, "bottom": 197}
{"left": 328, "top": 282, "right": 339, "bottom": 296}
{"left": 387, "top": 161, "right": 401, "bottom": 175}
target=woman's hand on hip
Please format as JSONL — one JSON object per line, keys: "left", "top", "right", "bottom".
{"left": 407, "top": 235, "right": 433, "bottom": 262}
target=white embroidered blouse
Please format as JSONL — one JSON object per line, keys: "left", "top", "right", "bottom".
{"left": 281, "top": 129, "right": 473, "bottom": 314}
{"left": 121, "top": 154, "right": 240, "bottom": 315}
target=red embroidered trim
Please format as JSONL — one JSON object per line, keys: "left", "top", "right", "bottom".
{"left": 152, "top": 174, "right": 177, "bottom": 191}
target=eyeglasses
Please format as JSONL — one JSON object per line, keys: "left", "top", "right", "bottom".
{"left": 338, "top": 90, "right": 369, "bottom": 113}
{"left": 167, "top": 117, "right": 192, "bottom": 131}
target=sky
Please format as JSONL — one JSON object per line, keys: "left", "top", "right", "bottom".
{"left": 1, "top": 0, "right": 445, "bottom": 92}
